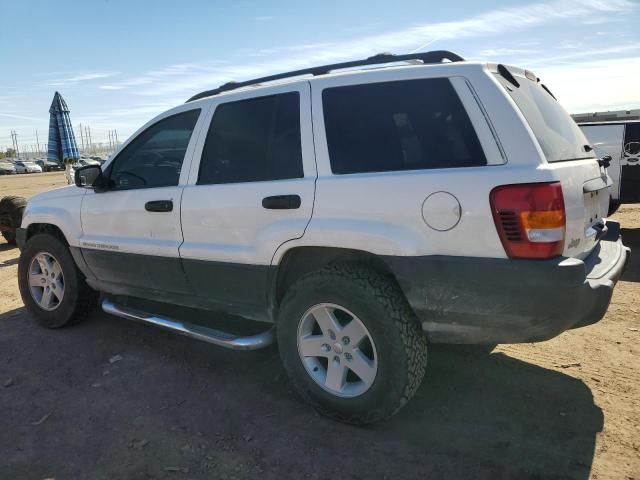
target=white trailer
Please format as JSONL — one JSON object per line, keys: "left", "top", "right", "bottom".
{"left": 579, "top": 120, "right": 640, "bottom": 214}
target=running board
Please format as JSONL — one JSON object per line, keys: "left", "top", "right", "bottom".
{"left": 101, "top": 299, "right": 275, "bottom": 351}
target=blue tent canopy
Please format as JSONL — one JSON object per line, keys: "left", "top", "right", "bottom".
{"left": 47, "top": 91, "right": 80, "bottom": 163}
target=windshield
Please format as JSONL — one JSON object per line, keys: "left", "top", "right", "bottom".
{"left": 495, "top": 69, "right": 595, "bottom": 163}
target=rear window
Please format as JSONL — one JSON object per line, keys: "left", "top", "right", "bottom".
{"left": 495, "top": 70, "right": 595, "bottom": 163}
{"left": 322, "top": 78, "right": 487, "bottom": 174}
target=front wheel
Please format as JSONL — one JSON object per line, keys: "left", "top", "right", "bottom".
{"left": 277, "top": 264, "right": 428, "bottom": 424}
{"left": 18, "top": 233, "right": 97, "bottom": 328}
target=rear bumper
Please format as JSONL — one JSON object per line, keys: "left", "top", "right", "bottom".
{"left": 384, "top": 221, "right": 630, "bottom": 344}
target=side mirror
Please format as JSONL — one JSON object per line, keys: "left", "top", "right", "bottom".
{"left": 75, "top": 164, "right": 104, "bottom": 189}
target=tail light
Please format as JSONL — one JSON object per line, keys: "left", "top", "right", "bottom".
{"left": 490, "top": 182, "right": 566, "bottom": 259}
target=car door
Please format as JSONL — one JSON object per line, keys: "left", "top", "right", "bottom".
{"left": 180, "top": 83, "right": 316, "bottom": 316}
{"left": 79, "top": 106, "right": 206, "bottom": 295}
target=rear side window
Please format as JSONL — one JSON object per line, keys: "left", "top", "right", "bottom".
{"left": 322, "top": 78, "right": 486, "bottom": 174}
{"left": 198, "top": 92, "right": 303, "bottom": 185}
{"left": 495, "top": 70, "right": 595, "bottom": 163}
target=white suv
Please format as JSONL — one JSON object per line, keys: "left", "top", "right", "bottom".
{"left": 16, "top": 51, "right": 629, "bottom": 423}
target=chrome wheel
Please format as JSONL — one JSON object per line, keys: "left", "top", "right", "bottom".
{"left": 297, "top": 303, "right": 378, "bottom": 398}
{"left": 28, "top": 252, "right": 65, "bottom": 311}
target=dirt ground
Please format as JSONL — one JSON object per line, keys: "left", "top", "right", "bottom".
{"left": 0, "top": 172, "right": 638, "bottom": 479}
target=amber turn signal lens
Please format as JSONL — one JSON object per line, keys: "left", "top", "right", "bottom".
{"left": 520, "top": 210, "right": 565, "bottom": 229}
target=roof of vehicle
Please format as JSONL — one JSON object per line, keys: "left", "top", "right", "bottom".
{"left": 186, "top": 50, "right": 469, "bottom": 103}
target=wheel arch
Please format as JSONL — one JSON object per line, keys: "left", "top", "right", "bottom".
{"left": 21, "top": 204, "right": 82, "bottom": 248}
{"left": 270, "top": 246, "right": 403, "bottom": 314}
{"left": 25, "top": 222, "right": 70, "bottom": 246}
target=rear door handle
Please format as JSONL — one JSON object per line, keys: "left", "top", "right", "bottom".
{"left": 262, "top": 195, "right": 301, "bottom": 210}
{"left": 145, "top": 200, "right": 173, "bottom": 212}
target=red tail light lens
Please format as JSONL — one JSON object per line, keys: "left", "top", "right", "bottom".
{"left": 490, "top": 182, "right": 566, "bottom": 259}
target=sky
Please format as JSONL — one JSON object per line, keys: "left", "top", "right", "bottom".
{"left": 0, "top": 0, "right": 639, "bottom": 152}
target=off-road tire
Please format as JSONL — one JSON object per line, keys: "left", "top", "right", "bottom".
{"left": 277, "top": 264, "right": 428, "bottom": 424}
{"left": 18, "top": 233, "right": 97, "bottom": 328}
{"left": 0, "top": 196, "right": 26, "bottom": 245}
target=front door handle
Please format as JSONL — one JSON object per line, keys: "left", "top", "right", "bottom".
{"left": 145, "top": 200, "right": 173, "bottom": 212}
{"left": 262, "top": 195, "right": 301, "bottom": 210}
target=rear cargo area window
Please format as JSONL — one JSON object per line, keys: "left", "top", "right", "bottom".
{"left": 322, "top": 78, "right": 486, "bottom": 174}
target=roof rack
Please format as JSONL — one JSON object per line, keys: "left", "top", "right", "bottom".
{"left": 186, "top": 50, "right": 464, "bottom": 103}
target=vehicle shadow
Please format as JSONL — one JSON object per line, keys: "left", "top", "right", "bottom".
{"left": 0, "top": 256, "right": 19, "bottom": 268}
{"left": 388, "top": 347, "right": 602, "bottom": 479}
{"left": 621, "top": 227, "right": 639, "bottom": 282}
{"left": 0, "top": 307, "right": 603, "bottom": 480}
{"left": 0, "top": 241, "right": 16, "bottom": 252}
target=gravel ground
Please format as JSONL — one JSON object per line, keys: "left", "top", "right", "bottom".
{"left": 0, "top": 172, "right": 638, "bottom": 479}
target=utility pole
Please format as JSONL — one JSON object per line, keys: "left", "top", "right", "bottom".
{"left": 79, "top": 123, "right": 84, "bottom": 152}
{"left": 35, "top": 130, "right": 41, "bottom": 155}
{"left": 84, "top": 125, "right": 92, "bottom": 152}
{"left": 10, "top": 131, "right": 20, "bottom": 158}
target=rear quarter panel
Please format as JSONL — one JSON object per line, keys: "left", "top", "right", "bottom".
{"left": 274, "top": 64, "right": 555, "bottom": 262}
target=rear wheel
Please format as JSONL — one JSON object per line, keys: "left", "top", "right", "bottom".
{"left": 18, "top": 233, "right": 97, "bottom": 328}
{"left": 277, "top": 264, "right": 428, "bottom": 424}
{"left": 0, "top": 196, "right": 26, "bottom": 245}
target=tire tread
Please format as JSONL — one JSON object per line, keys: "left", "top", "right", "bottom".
{"left": 278, "top": 263, "right": 427, "bottom": 424}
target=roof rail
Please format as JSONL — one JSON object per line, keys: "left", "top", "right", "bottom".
{"left": 186, "top": 50, "right": 464, "bottom": 103}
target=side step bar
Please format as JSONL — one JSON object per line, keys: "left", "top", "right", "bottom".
{"left": 101, "top": 299, "right": 276, "bottom": 351}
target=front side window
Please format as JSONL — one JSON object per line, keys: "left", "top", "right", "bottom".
{"left": 198, "top": 92, "right": 303, "bottom": 185}
{"left": 107, "top": 109, "right": 200, "bottom": 190}
{"left": 322, "top": 78, "right": 487, "bottom": 174}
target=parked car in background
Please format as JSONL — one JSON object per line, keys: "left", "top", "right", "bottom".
{"left": 79, "top": 158, "right": 101, "bottom": 166}
{"left": 579, "top": 120, "right": 640, "bottom": 215}
{"left": 34, "top": 159, "right": 64, "bottom": 172}
{"left": 14, "top": 161, "right": 43, "bottom": 173}
{"left": 34, "top": 160, "right": 46, "bottom": 171}
{"left": 0, "top": 161, "right": 17, "bottom": 175}
{"left": 12, "top": 161, "right": 28, "bottom": 174}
